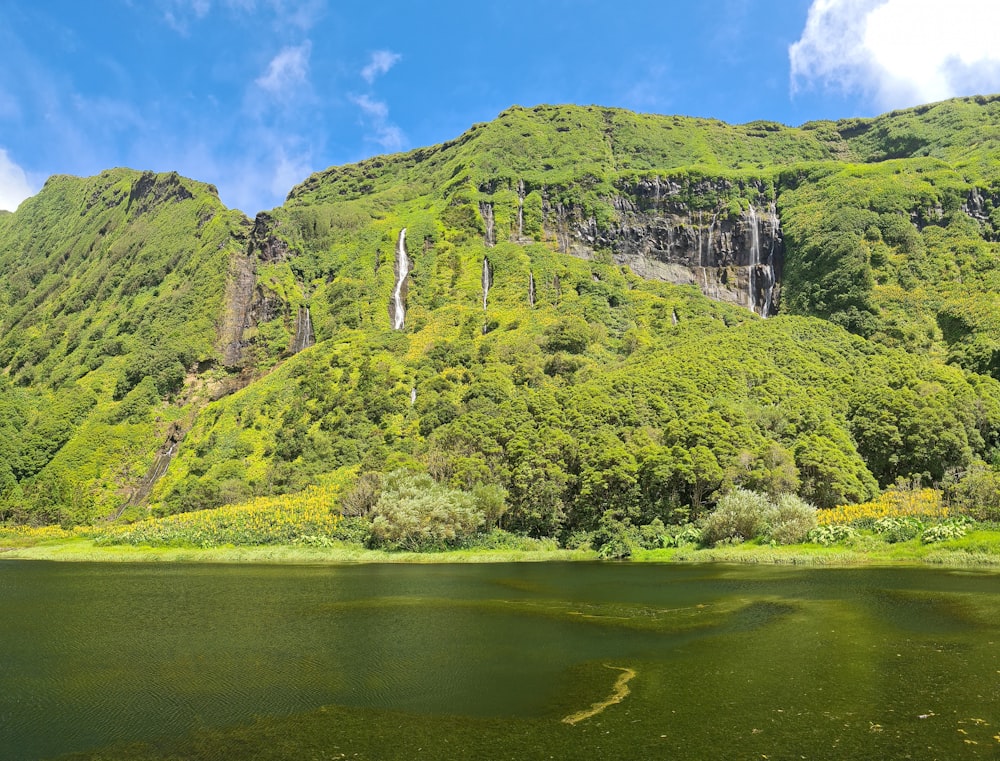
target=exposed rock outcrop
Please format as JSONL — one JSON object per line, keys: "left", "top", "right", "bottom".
{"left": 962, "top": 187, "right": 1000, "bottom": 240}
{"left": 124, "top": 171, "right": 194, "bottom": 216}
{"left": 249, "top": 212, "right": 291, "bottom": 263}
{"left": 219, "top": 247, "right": 257, "bottom": 368}
{"left": 219, "top": 213, "right": 287, "bottom": 368}
{"left": 534, "top": 176, "right": 783, "bottom": 316}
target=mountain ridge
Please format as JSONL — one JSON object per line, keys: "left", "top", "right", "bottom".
{"left": 3, "top": 95, "right": 1000, "bottom": 533}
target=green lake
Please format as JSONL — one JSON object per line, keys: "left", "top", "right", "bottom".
{"left": 2, "top": 561, "right": 999, "bottom": 760}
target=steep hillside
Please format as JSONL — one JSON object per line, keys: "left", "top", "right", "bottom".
{"left": 282, "top": 97, "right": 1000, "bottom": 366}
{"left": 4, "top": 97, "right": 1000, "bottom": 534}
{"left": 780, "top": 96, "right": 1000, "bottom": 359}
{"left": 0, "top": 171, "right": 256, "bottom": 523}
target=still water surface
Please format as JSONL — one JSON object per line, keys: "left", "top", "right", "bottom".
{"left": 1, "top": 561, "right": 998, "bottom": 760}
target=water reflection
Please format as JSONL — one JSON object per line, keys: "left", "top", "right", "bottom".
{"left": 0, "top": 562, "right": 998, "bottom": 760}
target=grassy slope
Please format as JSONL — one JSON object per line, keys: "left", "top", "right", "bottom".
{"left": 5, "top": 98, "right": 1000, "bottom": 531}
{"left": 782, "top": 96, "right": 1000, "bottom": 361}
{"left": 0, "top": 170, "right": 251, "bottom": 523}
{"left": 150, "top": 98, "right": 1000, "bottom": 531}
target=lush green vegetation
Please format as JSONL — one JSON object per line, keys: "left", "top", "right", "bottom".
{"left": 0, "top": 170, "right": 256, "bottom": 525}
{"left": 5, "top": 482, "right": 1000, "bottom": 570}
{"left": 4, "top": 97, "right": 1000, "bottom": 550}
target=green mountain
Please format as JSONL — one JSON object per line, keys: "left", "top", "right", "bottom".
{"left": 4, "top": 96, "right": 1000, "bottom": 534}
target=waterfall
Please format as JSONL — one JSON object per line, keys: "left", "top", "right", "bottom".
{"left": 528, "top": 271, "right": 536, "bottom": 307}
{"left": 410, "top": 387, "right": 417, "bottom": 405}
{"left": 479, "top": 202, "right": 496, "bottom": 247}
{"left": 698, "top": 211, "right": 704, "bottom": 266}
{"left": 481, "top": 257, "right": 492, "bottom": 311}
{"left": 706, "top": 212, "right": 717, "bottom": 262}
{"left": 762, "top": 202, "right": 780, "bottom": 317}
{"left": 748, "top": 205, "right": 761, "bottom": 315}
{"left": 671, "top": 309, "right": 679, "bottom": 326}
{"left": 391, "top": 228, "right": 410, "bottom": 330}
{"left": 292, "top": 305, "right": 314, "bottom": 353}
{"left": 148, "top": 442, "right": 176, "bottom": 484}
{"left": 517, "top": 179, "right": 525, "bottom": 238}
{"left": 126, "top": 430, "right": 182, "bottom": 508}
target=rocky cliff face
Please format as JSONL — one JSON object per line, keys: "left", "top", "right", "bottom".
{"left": 962, "top": 187, "right": 1000, "bottom": 240}
{"left": 487, "top": 176, "right": 784, "bottom": 316}
{"left": 218, "top": 213, "right": 288, "bottom": 368}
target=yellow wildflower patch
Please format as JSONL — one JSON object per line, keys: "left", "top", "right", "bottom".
{"left": 0, "top": 524, "right": 81, "bottom": 541}
{"left": 95, "top": 484, "right": 345, "bottom": 547}
{"left": 819, "top": 489, "right": 948, "bottom": 526}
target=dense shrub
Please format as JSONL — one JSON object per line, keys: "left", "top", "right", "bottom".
{"left": 765, "top": 494, "right": 818, "bottom": 545}
{"left": 367, "top": 470, "right": 485, "bottom": 551}
{"left": 921, "top": 517, "right": 972, "bottom": 544}
{"left": 661, "top": 524, "right": 702, "bottom": 547}
{"left": 701, "top": 489, "right": 818, "bottom": 546}
{"left": 700, "top": 489, "right": 776, "bottom": 546}
{"left": 947, "top": 464, "right": 1000, "bottom": 522}
{"left": 457, "top": 528, "right": 558, "bottom": 551}
{"left": 329, "top": 515, "right": 372, "bottom": 545}
{"left": 341, "top": 471, "right": 382, "bottom": 517}
{"left": 638, "top": 518, "right": 667, "bottom": 549}
{"left": 541, "top": 317, "right": 592, "bottom": 354}
{"left": 561, "top": 530, "right": 594, "bottom": 551}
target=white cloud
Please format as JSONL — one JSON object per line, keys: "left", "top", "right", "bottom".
{"left": 159, "top": 0, "right": 323, "bottom": 33}
{"left": 371, "top": 124, "right": 405, "bottom": 152}
{"left": 271, "top": 0, "right": 325, "bottom": 31}
{"left": 171, "top": 0, "right": 211, "bottom": 14}
{"left": 350, "top": 94, "right": 405, "bottom": 151}
{"left": 256, "top": 43, "right": 311, "bottom": 98}
{"left": 269, "top": 148, "right": 312, "bottom": 199}
{"left": 790, "top": 0, "right": 1000, "bottom": 109}
{"left": 352, "top": 51, "right": 405, "bottom": 151}
{"left": 162, "top": 0, "right": 212, "bottom": 32}
{"left": 351, "top": 94, "right": 388, "bottom": 121}
{"left": 361, "top": 50, "right": 401, "bottom": 84}
{"left": 619, "top": 63, "right": 673, "bottom": 112}
{"left": 0, "top": 148, "right": 34, "bottom": 212}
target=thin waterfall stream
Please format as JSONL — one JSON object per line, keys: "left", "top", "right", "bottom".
{"left": 292, "top": 305, "right": 314, "bottom": 353}
{"left": 481, "top": 257, "right": 492, "bottom": 312}
{"left": 763, "top": 202, "right": 779, "bottom": 316}
{"left": 748, "top": 205, "right": 760, "bottom": 315}
{"left": 391, "top": 229, "right": 410, "bottom": 330}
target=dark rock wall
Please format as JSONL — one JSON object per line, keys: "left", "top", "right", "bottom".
{"left": 534, "top": 177, "right": 784, "bottom": 316}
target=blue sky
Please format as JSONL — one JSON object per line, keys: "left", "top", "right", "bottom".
{"left": 2, "top": 0, "right": 1000, "bottom": 214}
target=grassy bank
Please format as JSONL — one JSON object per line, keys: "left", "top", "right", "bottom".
{"left": 0, "top": 537, "right": 594, "bottom": 564}
{"left": 633, "top": 535, "right": 1000, "bottom": 567}
{"left": 4, "top": 533, "right": 1000, "bottom": 568}
{"left": 4, "top": 485, "right": 1000, "bottom": 568}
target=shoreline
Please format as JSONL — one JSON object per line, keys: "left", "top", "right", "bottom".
{"left": 0, "top": 538, "right": 594, "bottom": 564}
{"left": 2, "top": 536, "right": 1000, "bottom": 569}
